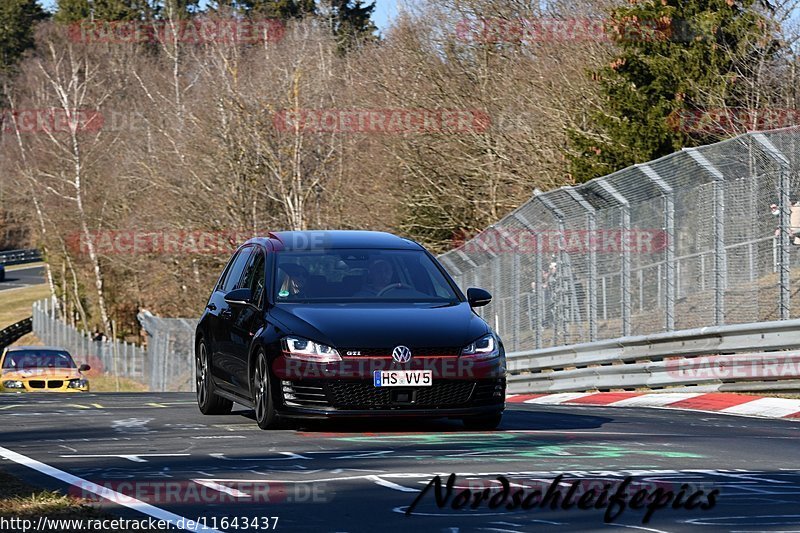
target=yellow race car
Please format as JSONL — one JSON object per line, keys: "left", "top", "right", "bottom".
{"left": 0, "top": 346, "right": 90, "bottom": 392}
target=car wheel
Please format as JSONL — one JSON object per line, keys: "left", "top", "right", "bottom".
{"left": 253, "top": 350, "right": 279, "bottom": 430}
{"left": 196, "top": 338, "right": 232, "bottom": 415}
{"left": 462, "top": 414, "right": 502, "bottom": 431}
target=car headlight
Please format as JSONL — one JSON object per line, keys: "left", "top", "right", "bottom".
{"left": 2, "top": 380, "right": 24, "bottom": 389}
{"left": 281, "top": 337, "right": 341, "bottom": 363}
{"left": 67, "top": 379, "right": 89, "bottom": 389}
{"left": 461, "top": 334, "right": 500, "bottom": 361}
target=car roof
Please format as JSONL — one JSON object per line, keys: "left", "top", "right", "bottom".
{"left": 4, "top": 346, "right": 71, "bottom": 353}
{"left": 244, "top": 231, "right": 423, "bottom": 252}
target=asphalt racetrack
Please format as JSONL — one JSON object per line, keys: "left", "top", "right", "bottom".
{"left": 1, "top": 393, "right": 799, "bottom": 532}
{"left": 0, "top": 265, "right": 45, "bottom": 292}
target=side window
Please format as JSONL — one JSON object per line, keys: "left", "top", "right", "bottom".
{"left": 221, "top": 247, "right": 253, "bottom": 293}
{"left": 216, "top": 251, "right": 239, "bottom": 292}
{"left": 240, "top": 248, "right": 266, "bottom": 306}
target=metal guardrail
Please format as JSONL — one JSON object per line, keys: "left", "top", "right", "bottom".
{"left": 0, "top": 248, "right": 41, "bottom": 266}
{"left": 0, "top": 317, "right": 33, "bottom": 351}
{"left": 506, "top": 319, "right": 800, "bottom": 393}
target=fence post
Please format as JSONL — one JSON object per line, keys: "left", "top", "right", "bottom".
{"left": 753, "top": 133, "right": 793, "bottom": 320}
{"left": 686, "top": 148, "right": 727, "bottom": 325}
{"left": 596, "top": 178, "right": 632, "bottom": 336}
{"left": 564, "top": 187, "right": 598, "bottom": 342}
{"left": 534, "top": 192, "right": 570, "bottom": 344}
{"left": 514, "top": 211, "right": 543, "bottom": 349}
{"left": 640, "top": 163, "right": 676, "bottom": 331}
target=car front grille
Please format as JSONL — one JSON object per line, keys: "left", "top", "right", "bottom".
{"left": 282, "top": 379, "right": 483, "bottom": 409}
{"left": 27, "top": 380, "right": 64, "bottom": 389}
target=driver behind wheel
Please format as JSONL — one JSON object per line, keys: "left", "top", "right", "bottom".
{"left": 356, "top": 259, "right": 395, "bottom": 296}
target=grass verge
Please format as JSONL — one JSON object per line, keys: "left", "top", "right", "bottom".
{"left": 0, "top": 284, "right": 48, "bottom": 330}
{"left": 0, "top": 469, "right": 119, "bottom": 532}
{"left": 88, "top": 375, "right": 149, "bottom": 392}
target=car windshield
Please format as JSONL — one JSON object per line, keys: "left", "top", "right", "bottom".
{"left": 2, "top": 350, "right": 77, "bottom": 370}
{"left": 274, "top": 249, "right": 460, "bottom": 303}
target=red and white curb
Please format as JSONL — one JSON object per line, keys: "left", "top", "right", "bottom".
{"left": 507, "top": 392, "right": 800, "bottom": 421}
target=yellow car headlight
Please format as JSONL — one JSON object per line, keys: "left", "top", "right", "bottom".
{"left": 67, "top": 378, "right": 89, "bottom": 389}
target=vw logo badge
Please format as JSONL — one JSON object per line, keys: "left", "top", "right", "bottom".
{"left": 392, "top": 345, "right": 412, "bottom": 363}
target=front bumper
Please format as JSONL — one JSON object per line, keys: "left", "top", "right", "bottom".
{"left": 2, "top": 379, "right": 89, "bottom": 392}
{"left": 271, "top": 353, "right": 506, "bottom": 419}
{"left": 276, "top": 377, "right": 505, "bottom": 419}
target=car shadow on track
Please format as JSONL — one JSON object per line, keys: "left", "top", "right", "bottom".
{"left": 232, "top": 405, "right": 613, "bottom": 433}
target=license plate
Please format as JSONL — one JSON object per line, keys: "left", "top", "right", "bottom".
{"left": 373, "top": 370, "right": 432, "bottom": 387}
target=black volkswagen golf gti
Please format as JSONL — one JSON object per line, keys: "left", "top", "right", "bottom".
{"left": 195, "top": 231, "right": 506, "bottom": 430}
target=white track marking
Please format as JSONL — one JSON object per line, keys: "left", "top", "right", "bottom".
{"left": 59, "top": 453, "right": 190, "bottom": 463}
{"left": 609, "top": 524, "right": 671, "bottom": 533}
{"left": 608, "top": 393, "right": 702, "bottom": 407}
{"left": 192, "top": 479, "right": 251, "bottom": 498}
{"left": 366, "top": 475, "right": 420, "bottom": 492}
{"left": 210, "top": 451, "right": 310, "bottom": 461}
{"left": 721, "top": 398, "right": 800, "bottom": 418}
{"left": 0, "top": 445, "right": 222, "bottom": 533}
{"left": 523, "top": 393, "right": 593, "bottom": 404}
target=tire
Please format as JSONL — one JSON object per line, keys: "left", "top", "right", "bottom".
{"left": 252, "top": 349, "right": 279, "bottom": 430}
{"left": 462, "top": 413, "right": 502, "bottom": 431}
{"left": 195, "top": 338, "right": 232, "bottom": 415}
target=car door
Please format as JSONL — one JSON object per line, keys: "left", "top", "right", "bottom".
{"left": 204, "top": 250, "right": 237, "bottom": 377}
{"left": 227, "top": 246, "right": 267, "bottom": 393}
{"left": 212, "top": 246, "right": 253, "bottom": 387}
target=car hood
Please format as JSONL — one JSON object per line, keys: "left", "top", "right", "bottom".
{"left": 1, "top": 368, "right": 82, "bottom": 381}
{"left": 270, "top": 302, "right": 490, "bottom": 349}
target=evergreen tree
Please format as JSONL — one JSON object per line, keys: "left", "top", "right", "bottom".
{"left": 329, "top": 0, "right": 376, "bottom": 51}
{"left": 0, "top": 0, "right": 46, "bottom": 74}
{"left": 244, "top": 0, "right": 316, "bottom": 19}
{"left": 567, "top": 0, "right": 780, "bottom": 182}
{"left": 54, "top": 0, "right": 199, "bottom": 23}
{"left": 55, "top": 0, "right": 146, "bottom": 23}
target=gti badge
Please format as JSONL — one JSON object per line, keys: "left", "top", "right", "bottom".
{"left": 392, "top": 345, "right": 412, "bottom": 363}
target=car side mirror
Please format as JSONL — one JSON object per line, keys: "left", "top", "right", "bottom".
{"left": 225, "top": 288, "right": 254, "bottom": 306}
{"left": 79, "top": 364, "right": 91, "bottom": 372}
{"left": 467, "top": 287, "right": 492, "bottom": 308}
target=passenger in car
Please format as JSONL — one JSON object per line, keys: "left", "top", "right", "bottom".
{"left": 278, "top": 264, "right": 310, "bottom": 298}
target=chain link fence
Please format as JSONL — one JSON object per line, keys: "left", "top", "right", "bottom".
{"left": 32, "top": 299, "right": 146, "bottom": 381}
{"left": 137, "top": 311, "right": 197, "bottom": 392}
{"left": 441, "top": 127, "right": 800, "bottom": 352}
